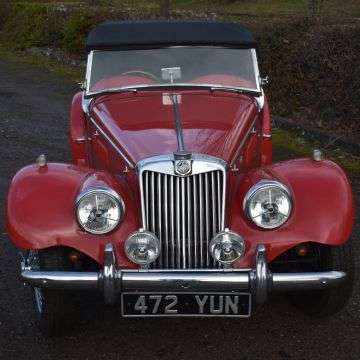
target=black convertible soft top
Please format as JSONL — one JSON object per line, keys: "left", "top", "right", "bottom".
{"left": 86, "top": 21, "right": 256, "bottom": 52}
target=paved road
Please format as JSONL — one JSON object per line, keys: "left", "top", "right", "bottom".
{"left": 0, "top": 58, "right": 359, "bottom": 360}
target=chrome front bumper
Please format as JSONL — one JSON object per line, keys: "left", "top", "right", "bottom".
{"left": 21, "top": 244, "right": 346, "bottom": 305}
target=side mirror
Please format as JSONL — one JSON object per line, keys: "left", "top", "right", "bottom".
{"left": 261, "top": 76, "right": 269, "bottom": 87}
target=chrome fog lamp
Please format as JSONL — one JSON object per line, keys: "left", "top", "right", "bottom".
{"left": 209, "top": 229, "right": 246, "bottom": 264}
{"left": 244, "top": 180, "right": 292, "bottom": 229}
{"left": 125, "top": 230, "right": 160, "bottom": 266}
{"left": 76, "top": 188, "right": 124, "bottom": 234}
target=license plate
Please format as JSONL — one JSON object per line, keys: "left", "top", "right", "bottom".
{"left": 121, "top": 292, "right": 251, "bottom": 317}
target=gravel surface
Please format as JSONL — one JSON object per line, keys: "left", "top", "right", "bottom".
{"left": 0, "top": 58, "right": 359, "bottom": 360}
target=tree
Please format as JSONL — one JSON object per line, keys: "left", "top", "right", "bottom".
{"left": 307, "top": 0, "right": 324, "bottom": 16}
{"left": 160, "top": 0, "right": 170, "bottom": 18}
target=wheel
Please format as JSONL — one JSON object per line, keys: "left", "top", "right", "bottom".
{"left": 289, "top": 241, "right": 354, "bottom": 317}
{"left": 31, "top": 248, "right": 80, "bottom": 336}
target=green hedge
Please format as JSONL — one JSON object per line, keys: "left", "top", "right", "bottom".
{"left": 256, "top": 18, "right": 360, "bottom": 135}
{"left": 63, "top": 12, "right": 94, "bottom": 53}
{"left": 0, "top": 3, "right": 64, "bottom": 50}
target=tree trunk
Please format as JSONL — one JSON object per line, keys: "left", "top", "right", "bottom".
{"left": 160, "top": 0, "right": 170, "bottom": 18}
{"left": 307, "top": 0, "right": 324, "bottom": 16}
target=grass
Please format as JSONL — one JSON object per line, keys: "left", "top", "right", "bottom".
{"left": 0, "top": 45, "right": 83, "bottom": 82}
{"left": 11, "top": 0, "right": 360, "bottom": 18}
{"left": 273, "top": 128, "right": 360, "bottom": 173}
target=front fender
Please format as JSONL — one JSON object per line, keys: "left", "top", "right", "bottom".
{"left": 6, "top": 163, "right": 139, "bottom": 267}
{"left": 230, "top": 158, "right": 354, "bottom": 267}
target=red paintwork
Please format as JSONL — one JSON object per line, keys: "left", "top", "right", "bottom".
{"left": 70, "top": 92, "right": 88, "bottom": 167}
{"left": 260, "top": 97, "right": 272, "bottom": 165}
{"left": 90, "top": 90, "right": 258, "bottom": 164}
{"left": 6, "top": 163, "right": 139, "bottom": 267}
{"left": 5, "top": 81, "right": 355, "bottom": 268}
{"left": 230, "top": 159, "right": 354, "bottom": 267}
{"left": 6, "top": 159, "right": 354, "bottom": 268}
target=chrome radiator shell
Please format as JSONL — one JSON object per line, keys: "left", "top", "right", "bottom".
{"left": 137, "top": 154, "right": 227, "bottom": 269}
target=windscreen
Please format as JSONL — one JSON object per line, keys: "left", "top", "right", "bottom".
{"left": 87, "top": 47, "right": 259, "bottom": 94}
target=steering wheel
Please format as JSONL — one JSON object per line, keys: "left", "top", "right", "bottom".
{"left": 119, "top": 70, "right": 160, "bottom": 82}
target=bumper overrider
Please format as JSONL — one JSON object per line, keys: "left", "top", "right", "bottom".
{"left": 21, "top": 244, "right": 346, "bottom": 306}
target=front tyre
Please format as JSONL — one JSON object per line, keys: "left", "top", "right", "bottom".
{"left": 290, "top": 242, "right": 354, "bottom": 317}
{"left": 31, "top": 248, "right": 80, "bottom": 336}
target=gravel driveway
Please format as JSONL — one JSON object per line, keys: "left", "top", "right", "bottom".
{"left": 0, "top": 58, "right": 359, "bottom": 360}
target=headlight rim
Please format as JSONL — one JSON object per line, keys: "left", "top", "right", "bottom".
{"left": 243, "top": 180, "right": 293, "bottom": 230}
{"left": 75, "top": 187, "right": 125, "bottom": 235}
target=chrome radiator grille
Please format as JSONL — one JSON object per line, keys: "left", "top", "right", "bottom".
{"left": 141, "top": 169, "right": 225, "bottom": 269}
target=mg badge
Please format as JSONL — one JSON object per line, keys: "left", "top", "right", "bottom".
{"left": 174, "top": 159, "right": 192, "bottom": 176}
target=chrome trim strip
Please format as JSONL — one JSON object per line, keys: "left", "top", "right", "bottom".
{"left": 230, "top": 115, "right": 258, "bottom": 167}
{"left": 251, "top": 49, "right": 261, "bottom": 93}
{"left": 272, "top": 271, "right": 346, "bottom": 291}
{"left": 251, "top": 49, "right": 265, "bottom": 111}
{"left": 85, "top": 83, "right": 261, "bottom": 99}
{"left": 137, "top": 153, "right": 228, "bottom": 176}
{"left": 22, "top": 271, "right": 99, "bottom": 290}
{"left": 88, "top": 117, "right": 135, "bottom": 169}
{"left": 171, "top": 94, "right": 185, "bottom": 152}
{"left": 85, "top": 51, "right": 93, "bottom": 94}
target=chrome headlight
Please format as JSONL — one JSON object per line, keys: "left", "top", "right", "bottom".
{"left": 244, "top": 180, "right": 292, "bottom": 229}
{"left": 76, "top": 188, "right": 124, "bottom": 234}
{"left": 209, "top": 230, "right": 246, "bottom": 264}
{"left": 125, "top": 230, "right": 160, "bottom": 266}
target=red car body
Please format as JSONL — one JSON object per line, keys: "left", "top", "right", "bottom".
{"left": 5, "top": 22, "right": 355, "bottom": 329}
{"left": 6, "top": 88, "right": 354, "bottom": 267}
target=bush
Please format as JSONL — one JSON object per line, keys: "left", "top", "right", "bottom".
{"left": 1, "top": 3, "right": 63, "bottom": 50}
{"left": 63, "top": 11, "right": 95, "bottom": 55}
{"left": 256, "top": 18, "right": 360, "bottom": 136}
{"left": 0, "top": 2, "right": 12, "bottom": 30}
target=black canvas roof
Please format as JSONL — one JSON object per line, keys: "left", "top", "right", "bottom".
{"left": 86, "top": 21, "right": 256, "bottom": 52}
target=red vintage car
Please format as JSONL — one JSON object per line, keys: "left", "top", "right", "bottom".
{"left": 6, "top": 21, "right": 355, "bottom": 335}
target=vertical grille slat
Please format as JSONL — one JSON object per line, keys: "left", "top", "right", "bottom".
{"left": 217, "top": 171, "right": 222, "bottom": 230}
{"left": 145, "top": 171, "right": 149, "bottom": 229}
{"left": 193, "top": 175, "right": 198, "bottom": 268}
{"left": 163, "top": 174, "right": 169, "bottom": 269}
{"left": 186, "top": 176, "right": 192, "bottom": 269}
{"left": 204, "top": 173, "right": 210, "bottom": 267}
{"left": 176, "top": 177, "right": 181, "bottom": 268}
{"left": 199, "top": 174, "right": 204, "bottom": 268}
{"left": 157, "top": 173, "right": 163, "bottom": 268}
{"left": 151, "top": 172, "right": 155, "bottom": 234}
{"left": 142, "top": 168, "right": 224, "bottom": 269}
{"left": 170, "top": 177, "right": 175, "bottom": 268}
